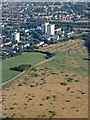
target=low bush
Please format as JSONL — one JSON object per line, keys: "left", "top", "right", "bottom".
{"left": 10, "top": 107, "right": 14, "bottom": 110}
{"left": 29, "top": 98, "right": 32, "bottom": 100}
{"left": 49, "top": 111, "right": 56, "bottom": 114}
{"left": 65, "top": 75, "right": 69, "bottom": 76}
{"left": 46, "top": 96, "right": 51, "bottom": 100}
{"left": 71, "top": 91, "right": 74, "bottom": 93}
{"left": 74, "top": 80, "right": 80, "bottom": 82}
{"left": 18, "top": 83, "right": 23, "bottom": 86}
{"left": 51, "top": 73, "right": 58, "bottom": 75}
{"left": 24, "top": 103, "right": 28, "bottom": 106}
{"left": 42, "top": 73, "right": 46, "bottom": 75}
{"left": 67, "top": 78, "right": 73, "bottom": 82}
{"left": 30, "top": 85, "right": 35, "bottom": 87}
{"left": 76, "top": 110, "right": 79, "bottom": 112}
{"left": 40, "top": 104, "right": 43, "bottom": 106}
{"left": 22, "top": 81, "right": 27, "bottom": 85}
{"left": 41, "top": 115, "right": 47, "bottom": 118}
{"left": 76, "top": 97, "right": 81, "bottom": 99}
{"left": 13, "top": 103, "right": 17, "bottom": 105}
{"left": 60, "top": 82, "right": 67, "bottom": 85}
{"left": 53, "top": 95, "right": 56, "bottom": 98}
{"left": 31, "top": 73, "right": 39, "bottom": 77}
{"left": 81, "top": 92, "right": 86, "bottom": 94}
{"left": 66, "top": 100, "right": 70, "bottom": 102}
{"left": 67, "top": 87, "right": 70, "bottom": 91}
{"left": 31, "top": 68, "right": 38, "bottom": 72}
{"left": 40, "top": 83, "right": 43, "bottom": 85}
{"left": 36, "top": 83, "right": 39, "bottom": 86}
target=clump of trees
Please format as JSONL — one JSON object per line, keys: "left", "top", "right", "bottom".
{"left": 10, "top": 64, "right": 31, "bottom": 72}
{"left": 45, "top": 52, "right": 55, "bottom": 59}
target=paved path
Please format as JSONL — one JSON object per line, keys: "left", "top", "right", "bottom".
{"left": 0, "top": 56, "right": 55, "bottom": 86}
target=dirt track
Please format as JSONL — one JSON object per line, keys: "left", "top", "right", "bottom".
{"left": 1, "top": 56, "right": 55, "bottom": 86}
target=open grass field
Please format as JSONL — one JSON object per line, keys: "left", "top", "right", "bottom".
{"left": 38, "top": 39, "right": 88, "bottom": 76}
{"left": 2, "top": 52, "right": 46, "bottom": 83}
{"left": 2, "top": 38, "right": 88, "bottom": 118}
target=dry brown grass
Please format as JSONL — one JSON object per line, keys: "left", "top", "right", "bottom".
{"left": 2, "top": 67, "right": 88, "bottom": 118}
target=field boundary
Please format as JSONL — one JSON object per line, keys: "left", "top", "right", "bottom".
{"left": 1, "top": 56, "right": 55, "bottom": 86}
{"left": 0, "top": 71, "right": 25, "bottom": 86}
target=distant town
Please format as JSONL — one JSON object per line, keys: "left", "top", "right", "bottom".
{"left": 0, "top": 2, "right": 89, "bottom": 59}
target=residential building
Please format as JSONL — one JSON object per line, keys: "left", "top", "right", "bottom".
{"left": 47, "top": 24, "right": 55, "bottom": 36}
{"left": 41, "top": 22, "right": 49, "bottom": 34}
{"left": 11, "top": 32, "right": 20, "bottom": 42}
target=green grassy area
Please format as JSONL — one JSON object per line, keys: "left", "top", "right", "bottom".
{"left": 2, "top": 52, "right": 46, "bottom": 83}
{"left": 38, "top": 52, "right": 88, "bottom": 74}
{"left": 38, "top": 41, "right": 88, "bottom": 75}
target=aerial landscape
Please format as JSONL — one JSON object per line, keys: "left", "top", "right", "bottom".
{"left": 0, "top": 1, "right": 89, "bottom": 119}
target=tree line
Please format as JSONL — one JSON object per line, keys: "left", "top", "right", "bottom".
{"left": 10, "top": 64, "right": 31, "bottom": 72}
